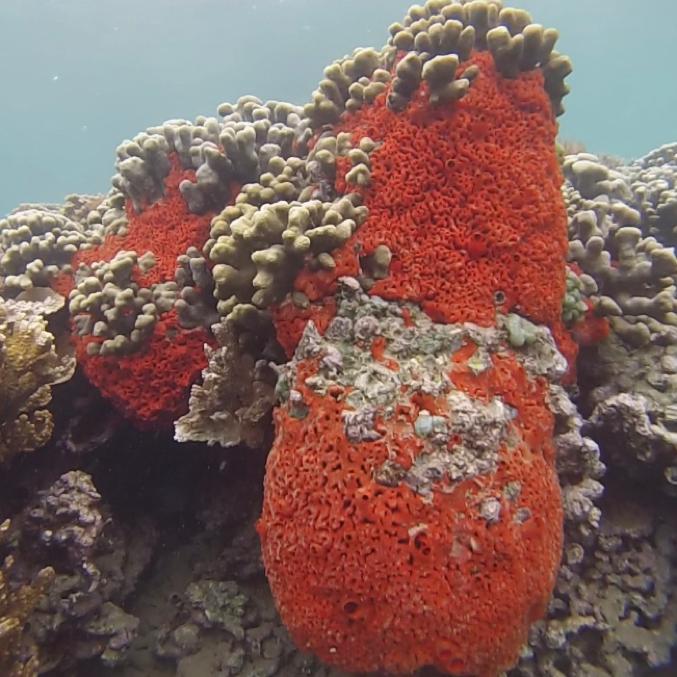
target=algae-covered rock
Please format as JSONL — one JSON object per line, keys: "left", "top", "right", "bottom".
{"left": 4, "top": 472, "right": 154, "bottom": 673}
{"left": 80, "top": 602, "right": 140, "bottom": 668}
{"left": 584, "top": 334, "right": 677, "bottom": 494}
{"left": 562, "top": 267, "right": 590, "bottom": 327}
{"left": 185, "top": 580, "right": 248, "bottom": 639}
{"left": 23, "top": 471, "right": 105, "bottom": 583}
{"left": 513, "top": 495, "right": 677, "bottom": 676}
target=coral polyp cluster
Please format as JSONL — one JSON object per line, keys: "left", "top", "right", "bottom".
{"left": 296, "top": 50, "right": 568, "bottom": 328}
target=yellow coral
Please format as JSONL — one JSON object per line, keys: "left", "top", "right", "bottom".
{"left": 0, "top": 519, "right": 54, "bottom": 677}
{"left": 0, "top": 290, "right": 75, "bottom": 465}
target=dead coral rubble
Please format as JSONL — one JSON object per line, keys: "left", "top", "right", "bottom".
{"left": 513, "top": 493, "right": 677, "bottom": 676}
{"left": 151, "top": 515, "right": 343, "bottom": 677}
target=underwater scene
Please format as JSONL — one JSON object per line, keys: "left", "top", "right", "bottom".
{"left": 0, "top": 1, "right": 675, "bottom": 676}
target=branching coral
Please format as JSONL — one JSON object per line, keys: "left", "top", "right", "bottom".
{"left": 0, "top": 202, "right": 103, "bottom": 296}
{"left": 563, "top": 151, "right": 677, "bottom": 492}
{"left": 564, "top": 153, "right": 677, "bottom": 348}
{"left": 64, "top": 158, "right": 216, "bottom": 428}
{"left": 59, "top": 94, "right": 369, "bottom": 429}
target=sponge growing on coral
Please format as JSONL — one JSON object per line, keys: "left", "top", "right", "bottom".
{"left": 258, "top": 1, "right": 573, "bottom": 674}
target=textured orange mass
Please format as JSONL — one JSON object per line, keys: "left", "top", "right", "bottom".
{"left": 67, "top": 157, "right": 218, "bottom": 427}
{"left": 74, "top": 309, "right": 211, "bottom": 427}
{"left": 258, "top": 346, "right": 563, "bottom": 676}
{"left": 74, "top": 157, "right": 214, "bottom": 287}
{"left": 260, "top": 52, "right": 567, "bottom": 675}
{"left": 290, "top": 53, "right": 568, "bottom": 331}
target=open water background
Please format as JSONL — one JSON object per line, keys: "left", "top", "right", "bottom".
{"left": 0, "top": 0, "right": 675, "bottom": 216}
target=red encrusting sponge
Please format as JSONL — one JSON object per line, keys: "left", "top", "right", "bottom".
{"left": 66, "top": 156, "right": 219, "bottom": 428}
{"left": 259, "top": 51, "right": 569, "bottom": 675}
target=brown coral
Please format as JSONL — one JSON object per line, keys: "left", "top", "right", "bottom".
{"left": 0, "top": 290, "right": 75, "bottom": 465}
{"left": 0, "top": 519, "right": 54, "bottom": 677}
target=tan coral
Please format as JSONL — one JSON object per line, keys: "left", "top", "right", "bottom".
{"left": 387, "top": 0, "right": 568, "bottom": 114}
{"left": 0, "top": 207, "right": 104, "bottom": 295}
{"left": 565, "top": 153, "right": 677, "bottom": 348}
{"left": 206, "top": 196, "right": 368, "bottom": 324}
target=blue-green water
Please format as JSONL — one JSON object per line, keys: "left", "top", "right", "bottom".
{"left": 0, "top": 0, "right": 675, "bottom": 216}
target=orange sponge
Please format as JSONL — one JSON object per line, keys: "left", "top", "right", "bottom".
{"left": 259, "top": 293, "right": 564, "bottom": 675}
{"left": 260, "top": 49, "right": 568, "bottom": 676}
